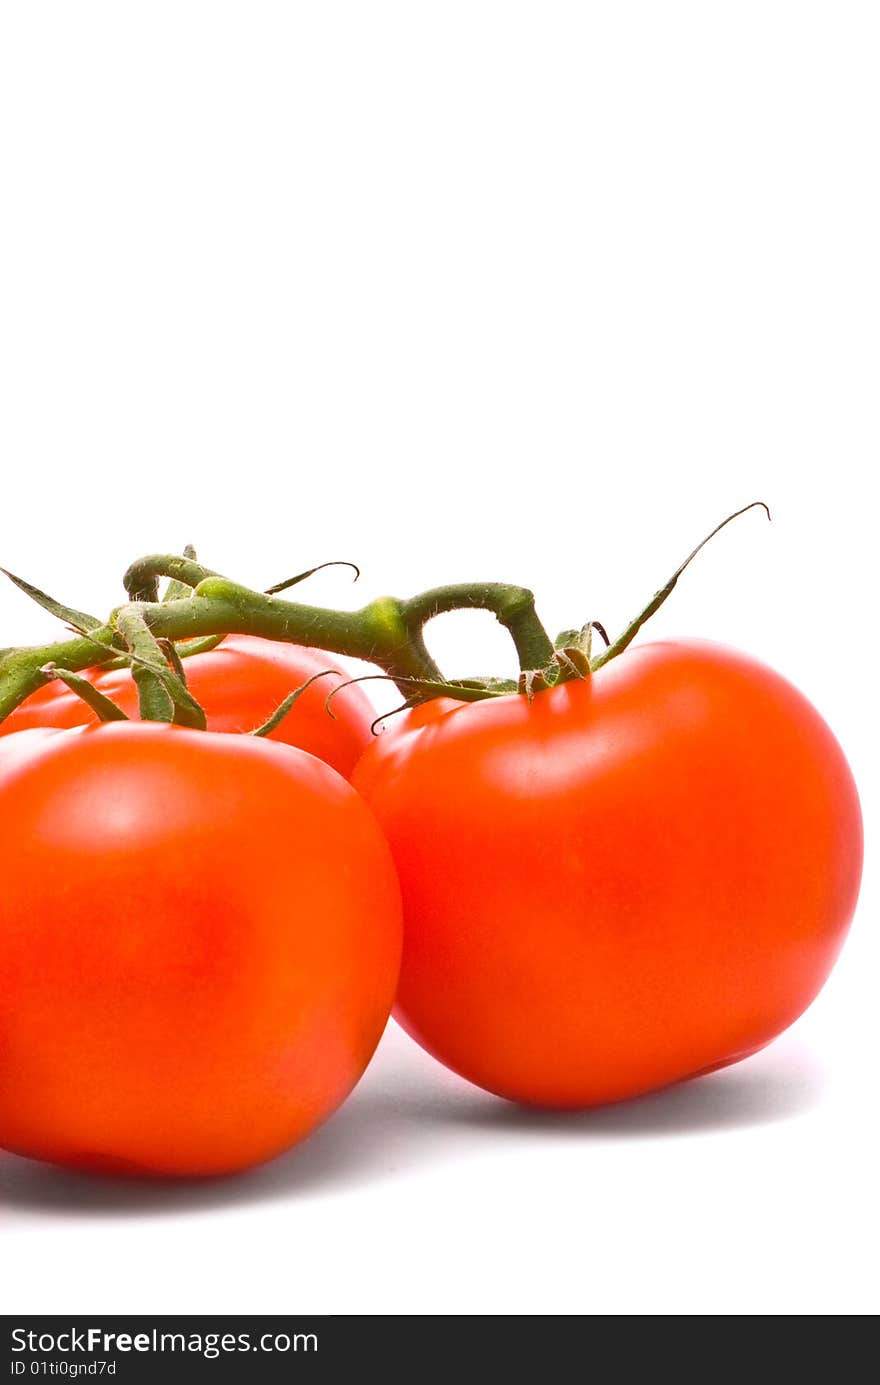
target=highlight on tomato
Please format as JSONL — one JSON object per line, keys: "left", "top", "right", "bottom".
{"left": 0, "top": 723, "right": 402, "bottom": 1177}
{"left": 353, "top": 639, "right": 862, "bottom": 1107}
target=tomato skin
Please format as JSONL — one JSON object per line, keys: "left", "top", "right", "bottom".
{"left": 353, "top": 640, "right": 863, "bottom": 1107}
{"left": 0, "top": 723, "right": 401, "bottom": 1176}
{"left": 0, "top": 635, "right": 373, "bottom": 779}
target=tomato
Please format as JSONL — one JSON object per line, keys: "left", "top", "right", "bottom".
{"left": 353, "top": 639, "right": 863, "bottom": 1107}
{"left": 0, "top": 635, "right": 373, "bottom": 779}
{"left": 0, "top": 723, "right": 401, "bottom": 1176}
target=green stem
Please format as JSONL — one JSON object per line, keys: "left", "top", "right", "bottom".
{"left": 0, "top": 629, "right": 119, "bottom": 723}
{"left": 0, "top": 572, "right": 552, "bottom": 723}
{"left": 0, "top": 505, "right": 768, "bottom": 726}
{"left": 115, "top": 611, "right": 176, "bottom": 722}
{"left": 402, "top": 583, "right": 554, "bottom": 671}
{"left": 113, "top": 611, "right": 207, "bottom": 728}
{"left": 124, "top": 553, "right": 218, "bottom": 603}
{"left": 100, "top": 632, "right": 227, "bottom": 672}
{"left": 189, "top": 579, "right": 438, "bottom": 680}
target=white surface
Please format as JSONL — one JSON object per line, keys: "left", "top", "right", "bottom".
{"left": 0, "top": 2, "right": 876, "bottom": 1316}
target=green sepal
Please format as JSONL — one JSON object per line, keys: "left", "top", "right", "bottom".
{"left": 100, "top": 615, "right": 207, "bottom": 730}
{"left": 1, "top": 568, "right": 103, "bottom": 634}
{"left": 250, "top": 671, "right": 337, "bottom": 737}
{"left": 39, "top": 664, "right": 129, "bottom": 722}
{"left": 517, "top": 668, "right": 551, "bottom": 702}
{"left": 592, "top": 502, "right": 770, "bottom": 671}
{"left": 264, "top": 561, "right": 360, "bottom": 596}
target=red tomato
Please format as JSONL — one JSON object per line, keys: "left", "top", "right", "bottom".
{"left": 0, "top": 635, "right": 373, "bottom": 779}
{"left": 353, "top": 640, "right": 863, "bottom": 1107}
{"left": 0, "top": 723, "right": 401, "bottom": 1176}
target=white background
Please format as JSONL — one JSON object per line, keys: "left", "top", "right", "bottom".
{"left": 0, "top": 2, "right": 876, "bottom": 1315}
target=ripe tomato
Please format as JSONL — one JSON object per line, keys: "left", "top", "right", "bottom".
{"left": 353, "top": 640, "right": 863, "bottom": 1107}
{"left": 0, "top": 635, "right": 373, "bottom": 779}
{"left": 0, "top": 723, "right": 401, "bottom": 1176}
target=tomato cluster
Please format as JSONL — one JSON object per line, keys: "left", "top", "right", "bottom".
{"left": 0, "top": 611, "right": 863, "bottom": 1178}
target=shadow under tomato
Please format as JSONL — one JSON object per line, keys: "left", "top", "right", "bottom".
{"left": 0, "top": 1029, "right": 825, "bottom": 1219}
{"left": 382, "top": 1047, "right": 827, "bottom": 1138}
{"left": 0, "top": 1090, "right": 410, "bottom": 1219}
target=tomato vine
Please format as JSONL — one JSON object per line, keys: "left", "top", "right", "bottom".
{"left": 0, "top": 502, "right": 769, "bottom": 726}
